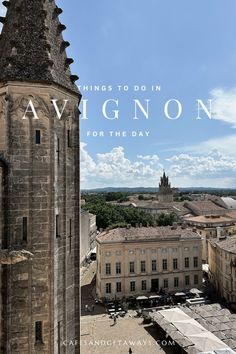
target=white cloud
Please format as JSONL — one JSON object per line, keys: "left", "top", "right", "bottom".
{"left": 0, "top": 3, "right": 6, "bottom": 16}
{"left": 137, "top": 155, "right": 160, "bottom": 162}
{"left": 166, "top": 134, "right": 236, "bottom": 158}
{"left": 81, "top": 142, "right": 236, "bottom": 189}
{"left": 137, "top": 154, "right": 160, "bottom": 167}
{"left": 210, "top": 87, "right": 236, "bottom": 127}
{"left": 80, "top": 142, "right": 96, "bottom": 182}
{"left": 81, "top": 144, "right": 163, "bottom": 188}
{"left": 166, "top": 149, "right": 236, "bottom": 178}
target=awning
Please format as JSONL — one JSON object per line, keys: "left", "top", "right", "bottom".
{"left": 190, "top": 288, "right": 203, "bottom": 295}
{"left": 136, "top": 296, "right": 148, "bottom": 300}
{"left": 149, "top": 295, "right": 161, "bottom": 299}
{"left": 203, "top": 264, "right": 209, "bottom": 273}
{"left": 174, "top": 292, "right": 186, "bottom": 296}
{"left": 151, "top": 307, "right": 236, "bottom": 354}
{"left": 188, "top": 332, "right": 227, "bottom": 352}
{"left": 215, "top": 349, "right": 236, "bottom": 354}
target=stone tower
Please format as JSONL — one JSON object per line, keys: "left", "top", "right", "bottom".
{"left": 158, "top": 172, "right": 173, "bottom": 203}
{"left": 0, "top": 1, "right": 81, "bottom": 353}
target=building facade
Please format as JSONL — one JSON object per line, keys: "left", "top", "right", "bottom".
{"left": 0, "top": 1, "right": 80, "bottom": 353}
{"left": 96, "top": 226, "right": 202, "bottom": 300}
{"left": 80, "top": 210, "right": 97, "bottom": 265}
{"left": 184, "top": 215, "right": 236, "bottom": 262}
{"left": 208, "top": 236, "right": 236, "bottom": 303}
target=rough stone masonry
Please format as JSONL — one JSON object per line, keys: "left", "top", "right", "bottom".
{"left": 0, "top": 0, "right": 81, "bottom": 353}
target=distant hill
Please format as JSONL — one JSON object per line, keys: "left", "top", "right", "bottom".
{"left": 81, "top": 186, "right": 236, "bottom": 194}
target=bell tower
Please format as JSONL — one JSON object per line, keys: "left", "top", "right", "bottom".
{"left": 158, "top": 172, "right": 174, "bottom": 203}
{"left": 0, "top": 1, "right": 81, "bottom": 353}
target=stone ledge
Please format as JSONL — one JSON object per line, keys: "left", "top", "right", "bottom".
{"left": 0, "top": 249, "right": 33, "bottom": 265}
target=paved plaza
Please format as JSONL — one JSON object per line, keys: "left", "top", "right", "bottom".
{"left": 80, "top": 311, "right": 177, "bottom": 354}
{"left": 80, "top": 261, "right": 177, "bottom": 354}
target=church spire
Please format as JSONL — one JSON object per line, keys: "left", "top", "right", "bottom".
{"left": 0, "top": 0, "right": 79, "bottom": 93}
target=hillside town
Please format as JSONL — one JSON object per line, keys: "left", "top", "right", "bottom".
{"left": 81, "top": 172, "right": 236, "bottom": 354}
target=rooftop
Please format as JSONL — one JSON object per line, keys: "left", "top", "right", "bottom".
{"left": 0, "top": 0, "right": 79, "bottom": 93}
{"left": 185, "top": 201, "right": 226, "bottom": 214}
{"left": 110, "top": 199, "right": 190, "bottom": 215}
{"left": 151, "top": 304, "right": 236, "bottom": 353}
{"left": 97, "top": 226, "right": 201, "bottom": 243}
{"left": 184, "top": 215, "right": 236, "bottom": 225}
{"left": 227, "top": 211, "right": 236, "bottom": 219}
{"left": 209, "top": 235, "right": 236, "bottom": 254}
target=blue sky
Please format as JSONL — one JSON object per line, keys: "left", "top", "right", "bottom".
{"left": 3, "top": 1, "right": 236, "bottom": 188}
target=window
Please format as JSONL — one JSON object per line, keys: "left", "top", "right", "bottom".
{"left": 152, "top": 260, "right": 157, "bottom": 271}
{"left": 194, "top": 257, "right": 198, "bottom": 268}
{"left": 185, "top": 257, "right": 189, "bottom": 268}
{"left": 163, "top": 279, "right": 168, "bottom": 289}
{"left": 57, "top": 138, "right": 60, "bottom": 165}
{"left": 185, "top": 275, "right": 190, "bottom": 286}
{"left": 194, "top": 274, "right": 199, "bottom": 285}
{"left": 130, "top": 281, "right": 135, "bottom": 292}
{"left": 141, "top": 261, "right": 146, "bottom": 273}
{"left": 173, "top": 258, "right": 178, "bottom": 270}
{"left": 56, "top": 214, "right": 60, "bottom": 238}
{"left": 162, "top": 259, "right": 167, "bottom": 270}
{"left": 69, "top": 219, "right": 72, "bottom": 253}
{"left": 116, "top": 282, "right": 121, "bottom": 293}
{"left": 174, "top": 277, "right": 179, "bottom": 288}
{"left": 105, "top": 263, "right": 111, "bottom": 275}
{"left": 106, "top": 283, "right": 111, "bottom": 294}
{"left": 67, "top": 130, "right": 71, "bottom": 147}
{"left": 22, "top": 217, "right": 28, "bottom": 242}
{"left": 35, "top": 321, "right": 43, "bottom": 344}
{"left": 129, "top": 261, "right": 135, "bottom": 273}
{"left": 116, "top": 262, "right": 121, "bottom": 274}
{"left": 142, "top": 280, "right": 147, "bottom": 290}
{"left": 35, "top": 130, "right": 41, "bottom": 144}
{"left": 58, "top": 321, "right": 61, "bottom": 354}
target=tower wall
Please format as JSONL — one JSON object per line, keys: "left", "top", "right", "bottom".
{"left": 0, "top": 82, "right": 80, "bottom": 354}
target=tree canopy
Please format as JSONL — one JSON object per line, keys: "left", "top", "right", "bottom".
{"left": 82, "top": 193, "right": 177, "bottom": 230}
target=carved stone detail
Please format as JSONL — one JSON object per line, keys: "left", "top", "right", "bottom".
{"left": 0, "top": 249, "right": 33, "bottom": 265}
{"left": 11, "top": 94, "right": 51, "bottom": 119}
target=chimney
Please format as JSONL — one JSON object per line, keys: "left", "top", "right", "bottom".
{"left": 172, "top": 222, "right": 177, "bottom": 230}
{"left": 216, "top": 227, "right": 222, "bottom": 239}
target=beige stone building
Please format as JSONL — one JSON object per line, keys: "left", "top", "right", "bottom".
{"left": 96, "top": 226, "right": 202, "bottom": 300}
{"left": 80, "top": 210, "right": 97, "bottom": 265}
{"left": 0, "top": 1, "right": 81, "bottom": 353}
{"left": 208, "top": 236, "right": 236, "bottom": 303}
{"left": 184, "top": 215, "right": 236, "bottom": 262}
